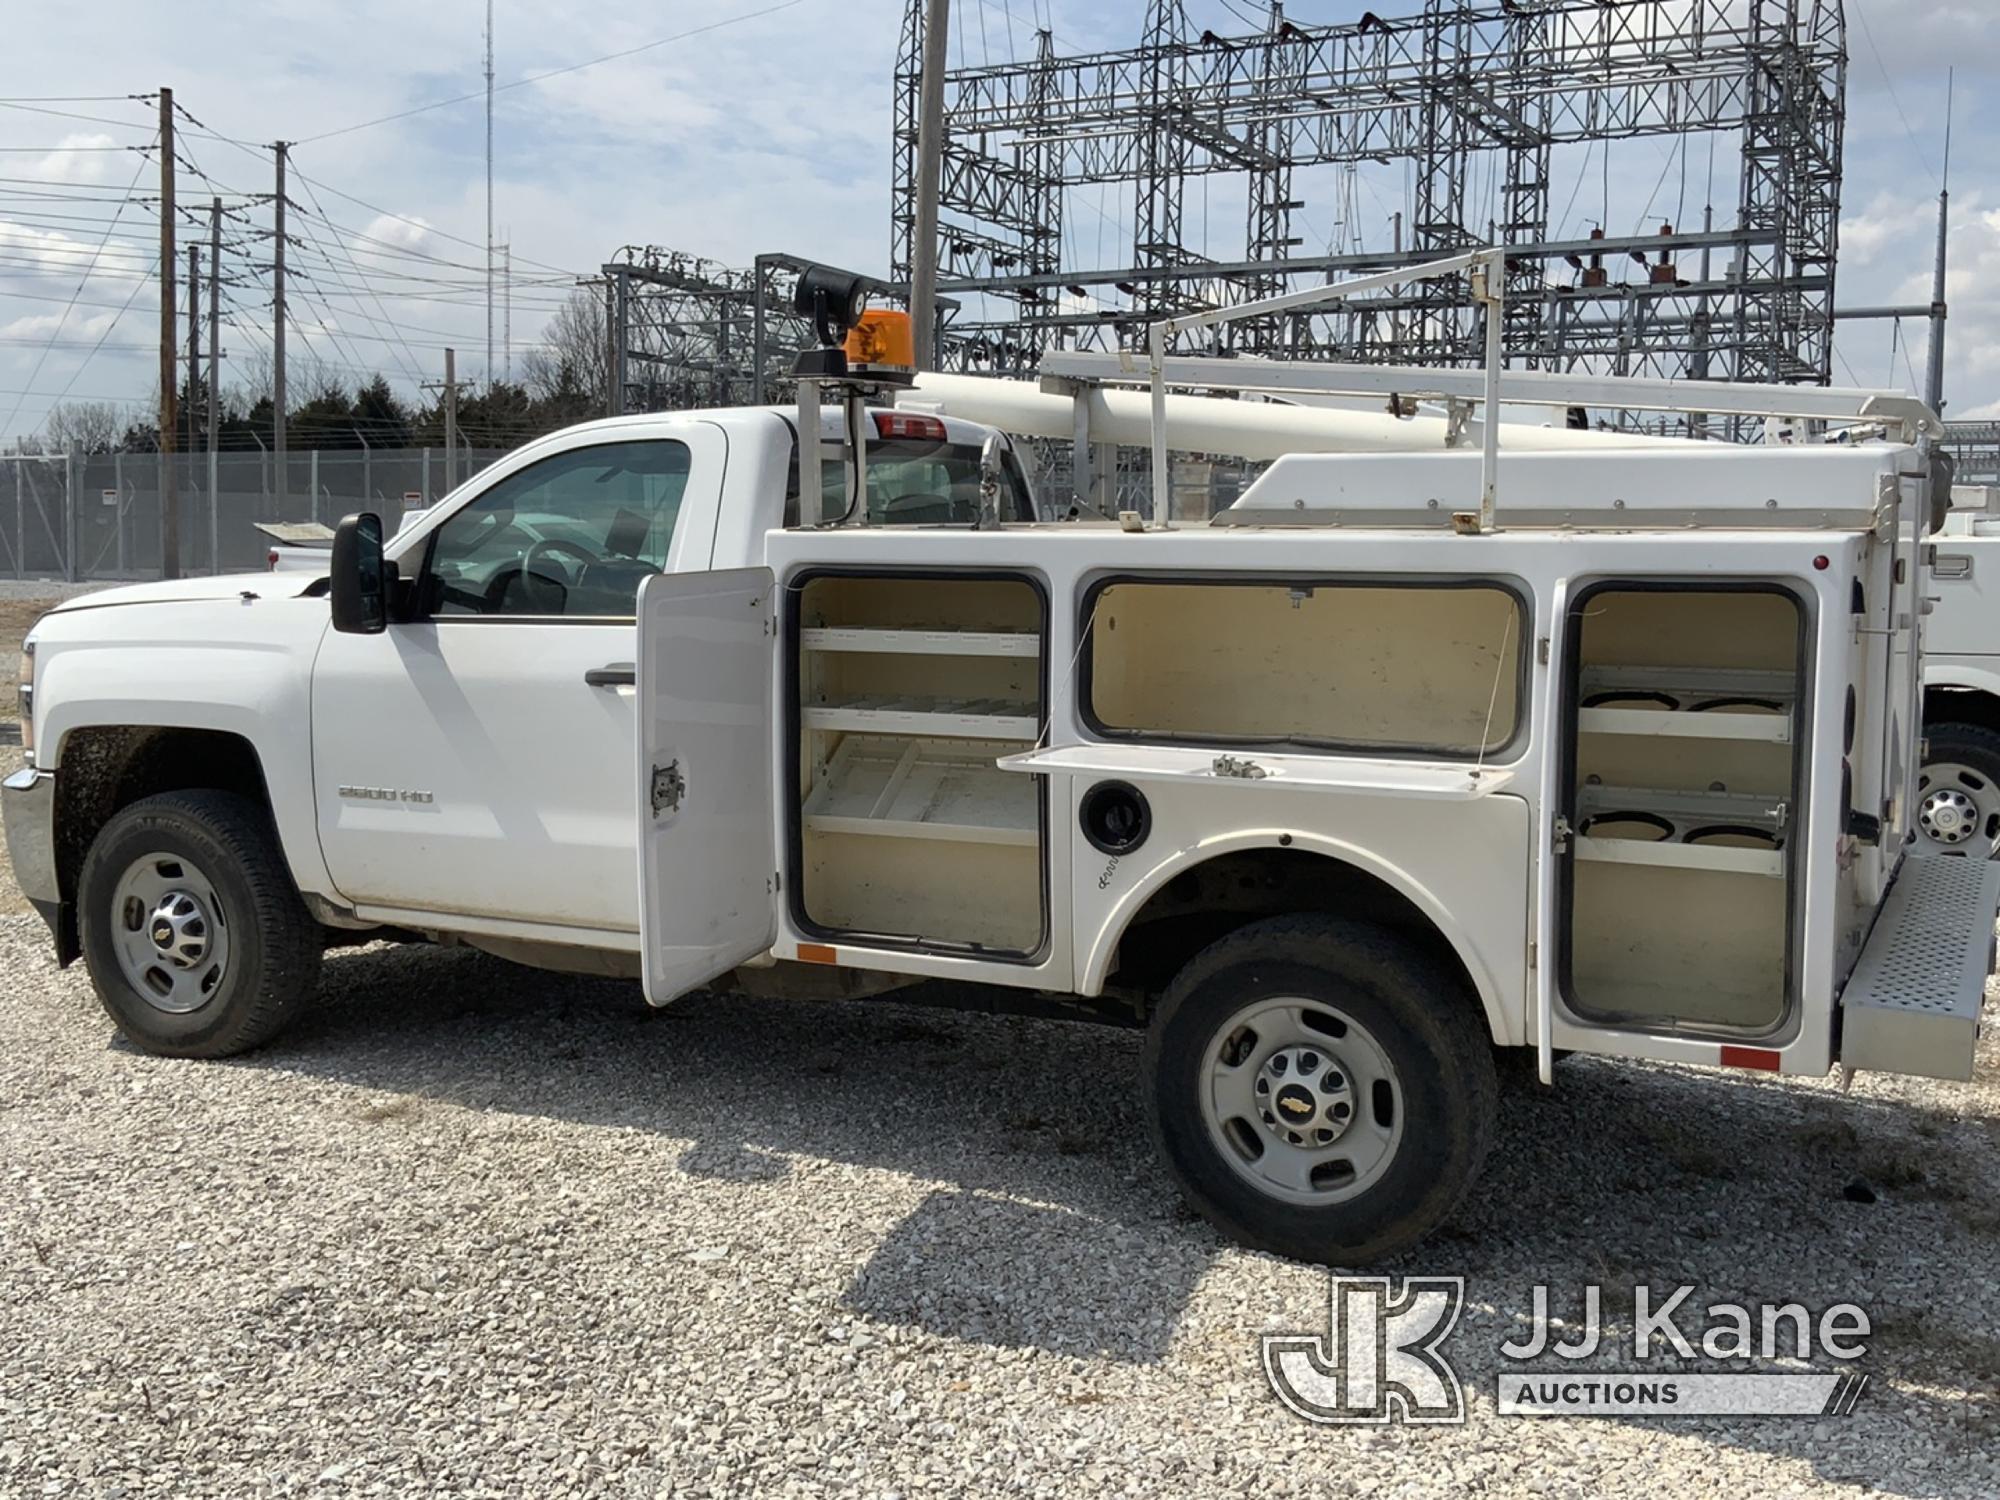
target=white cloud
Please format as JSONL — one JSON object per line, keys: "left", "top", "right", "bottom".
{"left": 354, "top": 213, "right": 433, "bottom": 252}
{"left": 25, "top": 131, "right": 125, "bottom": 185}
{"left": 0, "top": 309, "right": 120, "bottom": 341}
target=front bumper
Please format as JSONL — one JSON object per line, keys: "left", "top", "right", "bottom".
{"left": 3, "top": 764, "right": 59, "bottom": 932}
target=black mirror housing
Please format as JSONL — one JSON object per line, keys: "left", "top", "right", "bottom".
{"left": 330, "top": 511, "right": 388, "bottom": 634}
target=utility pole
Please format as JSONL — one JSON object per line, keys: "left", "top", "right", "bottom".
{"left": 158, "top": 86, "right": 180, "bottom": 579}
{"left": 208, "top": 196, "right": 222, "bottom": 575}
{"left": 503, "top": 240, "right": 512, "bottom": 385}
{"left": 604, "top": 270, "right": 620, "bottom": 418}
{"left": 908, "top": 0, "right": 950, "bottom": 370}
{"left": 443, "top": 347, "right": 459, "bottom": 490}
{"left": 273, "top": 140, "right": 288, "bottom": 506}
{"left": 187, "top": 242, "right": 200, "bottom": 454}
{"left": 485, "top": 0, "right": 496, "bottom": 387}
{"left": 207, "top": 198, "right": 221, "bottom": 456}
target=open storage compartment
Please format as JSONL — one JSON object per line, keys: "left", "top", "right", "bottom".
{"left": 792, "top": 573, "right": 1046, "bottom": 955}
{"left": 1561, "top": 585, "right": 1805, "bottom": 1033}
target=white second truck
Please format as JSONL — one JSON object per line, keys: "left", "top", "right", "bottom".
{"left": 8, "top": 260, "right": 1996, "bottom": 1265}
{"left": 1916, "top": 488, "right": 2000, "bottom": 854}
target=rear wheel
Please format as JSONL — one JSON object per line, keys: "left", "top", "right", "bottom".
{"left": 1916, "top": 723, "right": 2000, "bottom": 857}
{"left": 78, "top": 790, "right": 321, "bottom": 1057}
{"left": 1144, "top": 914, "right": 1496, "bottom": 1265}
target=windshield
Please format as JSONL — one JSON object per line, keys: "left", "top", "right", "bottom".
{"left": 797, "top": 436, "right": 1037, "bottom": 525}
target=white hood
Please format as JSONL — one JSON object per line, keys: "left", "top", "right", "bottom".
{"left": 49, "top": 572, "right": 320, "bottom": 613}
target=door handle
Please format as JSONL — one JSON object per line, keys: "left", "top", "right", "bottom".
{"left": 585, "top": 662, "right": 636, "bottom": 688}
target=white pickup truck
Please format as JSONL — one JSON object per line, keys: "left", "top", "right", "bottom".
{"left": 9, "top": 280, "right": 1997, "bottom": 1264}
{"left": 1918, "top": 487, "right": 2000, "bottom": 854}
{"left": 7, "top": 399, "right": 1033, "bottom": 1017}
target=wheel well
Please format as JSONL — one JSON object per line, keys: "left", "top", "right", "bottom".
{"left": 53, "top": 726, "right": 274, "bottom": 914}
{"left": 1103, "top": 847, "right": 1485, "bottom": 1024}
{"left": 1924, "top": 686, "right": 2000, "bottom": 738}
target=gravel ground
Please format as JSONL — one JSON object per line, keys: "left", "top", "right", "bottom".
{"left": 2, "top": 921, "right": 1997, "bottom": 1498}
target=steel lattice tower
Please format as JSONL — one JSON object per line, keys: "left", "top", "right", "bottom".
{"left": 889, "top": 0, "right": 1848, "bottom": 393}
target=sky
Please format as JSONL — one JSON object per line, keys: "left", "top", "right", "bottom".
{"left": 0, "top": 0, "right": 1991, "bottom": 448}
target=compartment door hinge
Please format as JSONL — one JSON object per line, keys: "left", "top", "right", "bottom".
{"left": 650, "top": 759, "right": 686, "bottom": 818}
{"left": 1551, "top": 815, "right": 1573, "bottom": 855}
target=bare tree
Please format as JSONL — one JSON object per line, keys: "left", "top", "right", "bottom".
{"left": 38, "top": 399, "right": 129, "bottom": 454}
{"left": 521, "top": 284, "right": 607, "bottom": 407}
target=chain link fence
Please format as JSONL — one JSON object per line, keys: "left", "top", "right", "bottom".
{"left": 0, "top": 446, "right": 510, "bottom": 581}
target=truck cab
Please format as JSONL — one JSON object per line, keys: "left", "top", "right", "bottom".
{"left": 7, "top": 402, "right": 1033, "bottom": 969}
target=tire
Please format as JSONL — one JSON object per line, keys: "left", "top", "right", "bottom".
{"left": 1916, "top": 722, "right": 2000, "bottom": 857}
{"left": 1143, "top": 914, "right": 1497, "bottom": 1266}
{"left": 78, "top": 790, "right": 321, "bottom": 1058}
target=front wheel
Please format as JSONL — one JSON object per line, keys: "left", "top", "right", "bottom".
{"left": 1143, "top": 914, "right": 1496, "bottom": 1265}
{"left": 1916, "top": 723, "right": 2000, "bottom": 857}
{"left": 78, "top": 790, "right": 322, "bottom": 1058}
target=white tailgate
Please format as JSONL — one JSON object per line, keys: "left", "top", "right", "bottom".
{"left": 636, "top": 566, "right": 777, "bottom": 1004}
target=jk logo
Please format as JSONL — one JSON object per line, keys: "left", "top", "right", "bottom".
{"left": 1263, "top": 1276, "right": 1467, "bottom": 1425}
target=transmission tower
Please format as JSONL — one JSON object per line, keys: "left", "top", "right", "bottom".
{"left": 889, "top": 0, "right": 1848, "bottom": 397}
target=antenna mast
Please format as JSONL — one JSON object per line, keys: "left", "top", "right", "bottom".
{"left": 485, "top": 0, "right": 495, "bottom": 388}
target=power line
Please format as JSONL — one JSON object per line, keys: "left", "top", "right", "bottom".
{"left": 1849, "top": 3, "right": 1941, "bottom": 191}
{"left": 291, "top": 172, "right": 459, "bottom": 387}
{"left": 0, "top": 100, "right": 158, "bottom": 130}
{"left": 289, "top": 0, "right": 812, "bottom": 145}
{"left": 0, "top": 134, "right": 157, "bottom": 440}
{"left": 285, "top": 163, "right": 582, "bottom": 279}
{"left": 30, "top": 245, "right": 158, "bottom": 426}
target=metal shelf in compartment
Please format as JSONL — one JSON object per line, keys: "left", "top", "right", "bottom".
{"left": 800, "top": 626, "right": 1039, "bottom": 658}
{"left": 1573, "top": 783, "right": 1787, "bottom": 878}
{"left": 1578, "top": 665, "right": 1796, "bottom": 745}
{"left": 802, "top": 696, "right": 1039, "bottom": 741}
{"left": 803, "top": 735, "right": 1037, "bottom": 847}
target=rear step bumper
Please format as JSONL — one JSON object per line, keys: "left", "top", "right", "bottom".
{"left": 1840, "top": 855, "right": 2000, "bottom": 1082}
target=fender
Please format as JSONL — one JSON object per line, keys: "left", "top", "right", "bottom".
{"left": 1923, "top": 658, "right": 2000, "bottom": 708}
{"left": 1077, "top": 827, "right": 1518, "bottom": 1047}
{"left": 35, "top": 596, "right": 339, "bottom": 902}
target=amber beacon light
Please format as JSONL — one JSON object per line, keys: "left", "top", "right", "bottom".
{"left": 844, "top": 310, "right": 917, "bottom": 386}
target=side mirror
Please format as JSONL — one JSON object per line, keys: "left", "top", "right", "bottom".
{"left": 977, "top": 433, "right": 1006, "bottom": 529}
{"left": 330, "top": 511, "right": 388, "bottom": 634}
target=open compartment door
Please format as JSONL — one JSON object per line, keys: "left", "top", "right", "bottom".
{"left": 637, "top": 567, "right": 778, "bottom": 1004}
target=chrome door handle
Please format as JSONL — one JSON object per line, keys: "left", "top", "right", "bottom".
{"left": 584, "top": 663, "right": 636, "bottom": 688}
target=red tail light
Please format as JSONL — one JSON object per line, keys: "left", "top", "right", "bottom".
{"left": 872, "top": 410, "right": 947, "bottom": 442}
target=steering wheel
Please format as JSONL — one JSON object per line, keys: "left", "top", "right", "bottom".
{"left": 524, "top": 536, "right": 601, "bottom": 581}
{"left": 481, "top": 536, "right": 602, "bottom": 613}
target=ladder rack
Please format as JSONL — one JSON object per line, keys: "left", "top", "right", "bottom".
{"left": 1034, "top": 246, "right": 1940, "bottom": 535}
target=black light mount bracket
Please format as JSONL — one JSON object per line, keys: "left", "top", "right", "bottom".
{"left": 791, "top": 263, "right": 869, "bottom": 380}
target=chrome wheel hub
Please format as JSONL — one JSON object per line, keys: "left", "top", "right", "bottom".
{"left": 110, "top": 853, "right": 230, "bottom": 1014}
{"left": 147, "top": 890, "right": 213, "bottom": 968}
{"left": 1253, "top": 1043, "right": 1356, "bottom": 1149}
{"left": 1200, "top": 998, "right": 1404, "bottom": 1206}
{"left": 1916, "top": 762, "right": 2000, "bottom": 855}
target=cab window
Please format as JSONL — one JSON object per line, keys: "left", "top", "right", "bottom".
{"left": 423, "top": 440, "right": 690, "bottom": 618}
{"left": 793, "top": 436, "right": 1037, "bottom": 524}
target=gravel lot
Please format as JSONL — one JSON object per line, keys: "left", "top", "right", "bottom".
{"left": 2, "top": 922, "right": 1997, "bottom": 1498}
{"left": 2, "top": 583, "right": 1997, "bottom": 1496}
